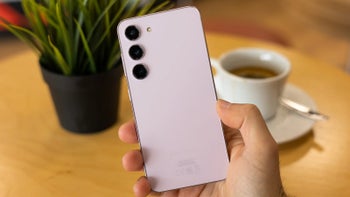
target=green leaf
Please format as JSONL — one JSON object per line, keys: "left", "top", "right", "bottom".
{"left": 107, "top": 42, "right": 121, "bottom": 70}
{"left": 4, "top": 0, "right": 173, "bottom": 75}
{"left": 24, "top": 0, "right": 48, "bottom": 43}
{"left": 86, "top": 0, "right": 118, "bottom": 41}
{"left": 55, "top": 1, "right": 73, "bottom": 67}
{"left": 122, "top": 0, "right": 142, "bottom": 19}
{"left": 5, "top": 24, "right": 42, "bottom": 53}
{"left": 75, "top": 19, "right": 96, "bottom": 74}
{"left": 73, "top": 0, "right": 90, "bottom": 68}
{"left": 148, "top": 1, "right": 174, "bottom": 13}
{"left": 92, "top": 0, "right": 129, "bottom": 52}
{"left": 137, "top": 0, "right": 156, "bottom": 16}
{"left": 48, "top": 36, "right": 71, "bottom": 75}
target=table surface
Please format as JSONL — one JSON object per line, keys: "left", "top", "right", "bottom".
{"left": 1, "top": 32, "right": 350, "bottom": 197}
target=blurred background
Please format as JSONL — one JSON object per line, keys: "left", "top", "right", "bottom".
{"left": 1, "top": 0, "right": 350, "bottom": 72}
{"left": 193, "top": 0, "right": 350, "bottom": 73}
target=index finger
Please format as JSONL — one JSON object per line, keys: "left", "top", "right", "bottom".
{"left": 118, "top": 120, "right": 139, "bottom": 144}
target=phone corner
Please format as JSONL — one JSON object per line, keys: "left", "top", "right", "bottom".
{"left": 182, "top": 5, "right": 201, "bottom": 16}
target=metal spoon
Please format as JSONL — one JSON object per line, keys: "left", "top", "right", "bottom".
{"left": 280, "top": 98, "right": 329, "bottom": 121}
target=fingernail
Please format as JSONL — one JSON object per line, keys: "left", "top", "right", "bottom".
{"left": 218, "top": 99, "right": 231, "bottom": 109}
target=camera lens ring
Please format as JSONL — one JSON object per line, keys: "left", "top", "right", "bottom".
{"left": 125, "top": 25, "right": 140, "bottom": 40}
{"left": 133, "top": 64, "right": 148, "bottom": 80}
{"left": 129, "top": 45, "right": 144, "bottom": 60}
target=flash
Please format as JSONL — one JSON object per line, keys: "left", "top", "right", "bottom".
{"left": 147, "top": 27, "right": 152, "bottom": 32}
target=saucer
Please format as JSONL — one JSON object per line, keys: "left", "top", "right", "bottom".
{"left": 266, "top": 84, "right": 316, "bottom": 144}
{"left": 215, "top": 82, "right": 316, "bottom": 144}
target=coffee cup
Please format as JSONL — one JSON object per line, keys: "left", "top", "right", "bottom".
{"left": 211, "top": 48, "right": 291, "bottom": 120}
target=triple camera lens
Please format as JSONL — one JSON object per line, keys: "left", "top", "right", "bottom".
{"left": 125, "top": 25, "right": 147, "bottom": 79}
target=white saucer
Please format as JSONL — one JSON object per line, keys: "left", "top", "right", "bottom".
{"left": 266, "top": 84, "right": 316, "bottom": 144}
{"left": 215, "top": 82, "right": 316, "bottom": 144}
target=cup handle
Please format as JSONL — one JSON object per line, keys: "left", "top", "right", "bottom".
{"left": 210, "top": 58, "right": 220, "bottom": 76}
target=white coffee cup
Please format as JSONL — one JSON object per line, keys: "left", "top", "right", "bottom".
{"left": 211, "top": 48, "right": 291, "bottom": 120}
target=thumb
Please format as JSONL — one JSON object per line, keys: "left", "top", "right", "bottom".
{"left": 216, "top": 99, "right": 276, "bottom": 149}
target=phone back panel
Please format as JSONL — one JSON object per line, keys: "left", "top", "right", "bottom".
{"left": 117, "top": 7, "right": 228, "bottom": 192}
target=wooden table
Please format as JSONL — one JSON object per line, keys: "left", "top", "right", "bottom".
{"left": 1, "top": 32, "right": 350, "bottom": 197}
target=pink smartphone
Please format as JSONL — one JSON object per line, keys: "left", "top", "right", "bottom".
{"left": 117, "top": 7, "right": 228, "bottom": 192}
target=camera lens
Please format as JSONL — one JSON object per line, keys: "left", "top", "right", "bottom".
{"left": 133, "top": 64, "right": 148, "bottom": 80}
{"left": 129, "top": 45, "right": 144, "bottom": 60}
{"left": 125, "top": 25, "right": 140, "bottom": 40}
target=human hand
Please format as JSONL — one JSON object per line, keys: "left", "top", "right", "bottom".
{"left": 118, "top": 99, "right": 285, "bottom": 197}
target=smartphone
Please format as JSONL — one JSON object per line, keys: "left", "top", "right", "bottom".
{"left": 117, "top": 7, "right": 228, "bottom": 192}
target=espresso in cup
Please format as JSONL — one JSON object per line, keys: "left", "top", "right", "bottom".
{"left": 211, "top": 48, "right": 291, "bottom": 120}
{"left": 229, "top": 66, "right": 278, "bottom": 79}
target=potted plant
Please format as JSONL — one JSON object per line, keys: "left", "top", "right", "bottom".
{"left": 1, "top": 0, "right": 173, "bottom": 133}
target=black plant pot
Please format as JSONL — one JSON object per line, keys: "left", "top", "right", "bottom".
{"left": 41, "top": 66, "right": 123, "bottom": 134}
